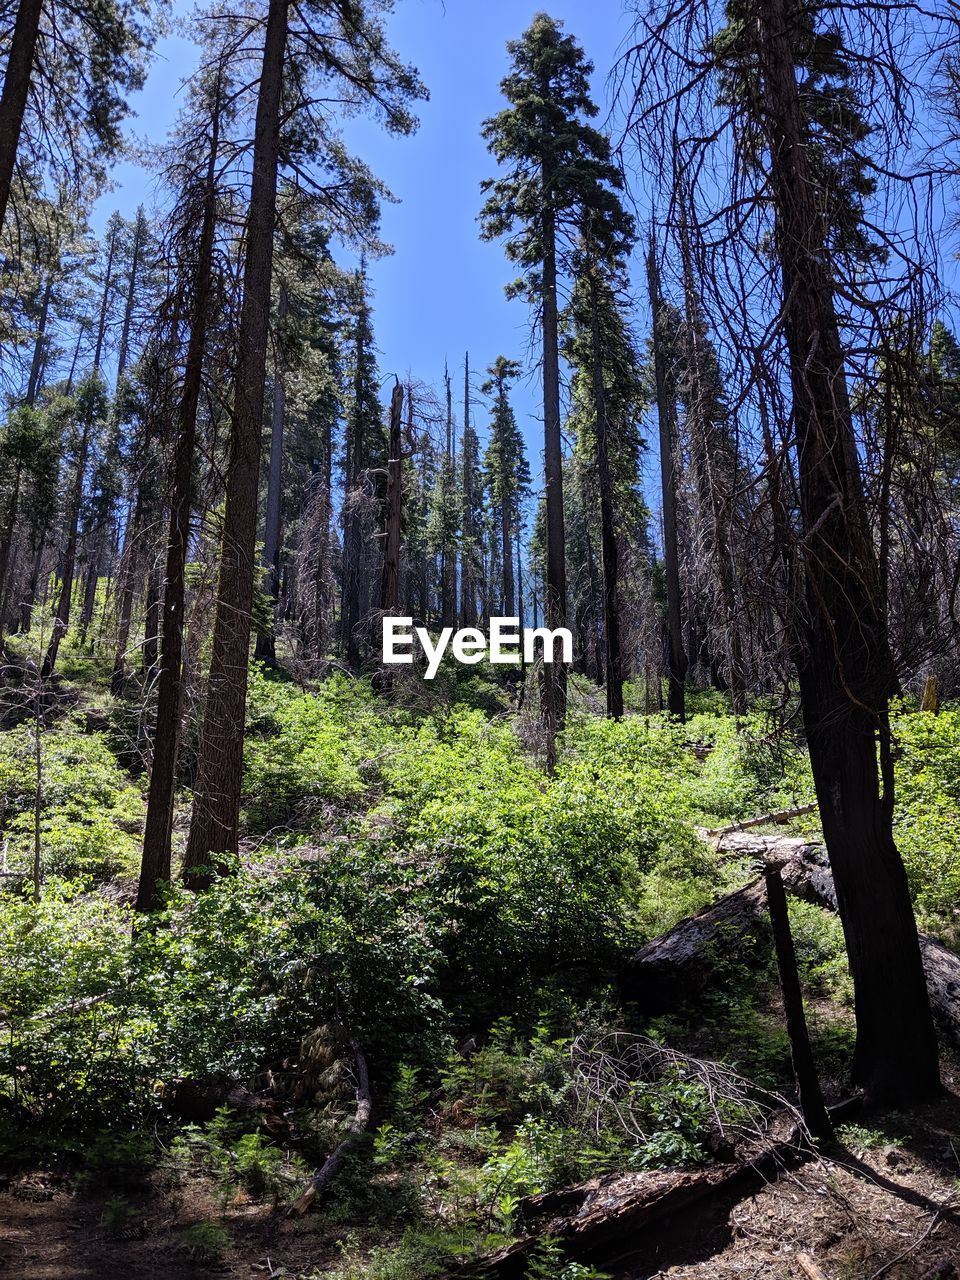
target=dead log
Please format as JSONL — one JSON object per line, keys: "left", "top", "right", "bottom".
{"left": 703, "top": 803, "right": 818, "bottom": 838}
{"left": 618, "top": 848, "right": 820, "bottom": 1013}
{"left": 797, "top": 1253, "right": 831, "bottom": 1280}
{"left": 621, "top": 844, "right": 960, "bottom": 1047}
{"left": 288, "top": 1037, "right": 372, "bottom": 1215}
{"left": 454, "top": 1120, "right": 818, "bottom": 1279}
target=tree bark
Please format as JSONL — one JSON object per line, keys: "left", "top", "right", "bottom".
{"left": 588, "top": 264, "right": 624, "bottom": 718}
{"left": 460, "top": 352, "right": 474, "bottom": 626}
{"left": 756, "top": 0, "right": 939, "bottom": 1105}
{"left": 137, "top": 101, "right": 221, "bottom": 911}
{"left": 0, "top": 0, "right": 43, "bottom": 234}
{"left": 340, "top": 275, "right": 367, "bottom": 669}
{"left": 765, "top": 865, "right": 832, "bottom": 1141}
{"left": 183, "top": 0, "right": 288, "bottom": 883}
{"left": 41, "top": 407, "right": 94, "bottom": 678}
{"left": 541, "top": 201, "right": 567, "bottom": 758}
{"left": 379, "top": 381, "right": 404, "bottom": 615}
{"left": 254, "top": 285, "right": 288, "bottom": 666}
{"left": 647, "top": 241, "right": 687, "bottom": 721}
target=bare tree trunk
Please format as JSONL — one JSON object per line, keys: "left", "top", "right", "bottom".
{"left": 341, "top": 276, "right": 367, "bottom": 669}
{"left": 460, "top": 351, "right": 474, "bottom": 626}
{"left": 379, "top": 381, "right": 404, "bottom": 614}
{"left": 588, "top": 264, "right": 624, "bottom": 718}
{"left": 756, "top": 0, "right": 939, "bottom": 1105}
{"left": 142, "top": 567, "right": 160, "bottom": 676}
{"left": 647, "top": 241, "right": 687, "bottom": 721}
{"left": 183, "top": 0, "right": 288, "bottom": 883}
{"left": 0, "top": 0, "right": 43, "bottom": 234}
{"left": 254, "top": 284, "right": 288, "bottom": 666}
{"left": 677, "top": 210, "right": 746, "bottom": 715}
{"left": 26, "top": 272, "right": 52, "bottom": 404}
{"left": 541, "top": 202, "right": 566, "bottom": 763}
{"left": 136, "top": 106, "right": 221, "bottom": 909}
{"left": 41, "top": 412, "right": 93, "bottom": 678}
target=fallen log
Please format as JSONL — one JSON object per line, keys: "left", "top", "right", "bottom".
{"left": 618, "top": 845, "right": 821, "bottom": 1013}
{"left": 620, "top": 842, "right": 960, "bottom": 1046}
{"left": 454, "top": 1122, "right": 815, "bottom": 1279}
{"left": 704, "top": 803, "right": 818, "bottom": 838}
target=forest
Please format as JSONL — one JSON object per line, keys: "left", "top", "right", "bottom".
{"left": 4, "top": 0, "right": 960, "bottom": 1275}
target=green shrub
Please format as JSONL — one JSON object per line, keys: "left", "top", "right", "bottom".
{"left": 890, "top": 703, "right": 960, "bottom": 926}
{"left": 0, "top": 722, "right": 142, "bottom": 879}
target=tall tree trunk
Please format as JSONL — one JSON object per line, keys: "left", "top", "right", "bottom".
{"left": 460, "top": 352, "right": 474, "bottom": 626}
{"left": 678, "top": 211, "right": 746, "bottom": 715}
{"left": 541, "top": 202, "right": 567, "bottom": 760}
{"left": 588, "top": 264, "right": 624, "bottom": 718}
{"left": 142, "top": 567, "right": 160, "bottom": 675}
{"left": 18, "top": 529, "right": 45, "bottom": 633}
{"left": 115, "top": 209, "right": 145, "bottom": 386}
{"left": 41, "top": 410, "right": 93, "bottom": 678}
{"left": 379, "top": 381, "right": 404, "bottom": 615}
{"left": 254, "top": 284, "right": 289, "bottom": 666}
{"left": 0, "top": 0, "right": 43, "bottom": 234}
{"left": 74, "top": 221, "right": 121, "bottom": 648}
{"left": 647, "top": 241, "right": 687, "bottom": 721}
{"left": 313, "top": 422, "right": 332, "bottom": 657}
{"left": 756, "top": 0, "right": 939, "bottom": 1105}
{"left": 0, "top": 462, "right": 23, "bottom": 638}
{"left": 183, "top": 0, "right": 288, "bottom": 883}
{"left": 26, "top": 271, "right": 52, "bottom": 404}
{"left": 341, "top": 276, "right": 367, "bottom": 669}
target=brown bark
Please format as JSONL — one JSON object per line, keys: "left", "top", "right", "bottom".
{"left": 26, "top": 271, "right": 52, "bottom": 404}
{"left": 340, "top": 276, "right": 367, "bottom": 668}
{"left": 137, "top": 102, "right": 221, "bottom": 911}
{"left": 756, "top": 0, "right": 939, "bottom": 1105}
{"left": 0, "top": 0, "right": 43, "bottom": 234}
{"left": 183, "top": 0, "right": 288, "bottom": 882}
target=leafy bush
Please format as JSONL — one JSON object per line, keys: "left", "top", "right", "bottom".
{"left": 0, "top": 722, "right": 142, "bottom": 879}
{"left": 890, "top": 702, "right": 960, "bottom": 925}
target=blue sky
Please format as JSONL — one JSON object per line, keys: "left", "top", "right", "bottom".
{"left": 92, "top": 0, "right": 643, "bottom": 482}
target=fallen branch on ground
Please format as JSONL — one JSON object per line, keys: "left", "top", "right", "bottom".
{"left": 287, "top": 1037, "right": 373, "bottom": 1216}
{"left": 703, "top": 803, "right": 818, "bottom": 838}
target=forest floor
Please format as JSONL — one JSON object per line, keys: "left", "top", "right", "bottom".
{"left": 3, "top": 1079, "right": 960, "bottom": 1279}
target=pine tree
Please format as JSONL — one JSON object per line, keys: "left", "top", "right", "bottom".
{"left": 481, "top": 357, "right": 528, "bottom": 618}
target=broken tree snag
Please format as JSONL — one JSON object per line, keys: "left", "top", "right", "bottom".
{"left": 288, "top": 1038, "right": 373, "bottom": 1216}
{"left": 765, "top": 866, "right": 832, "bottom": 1142}
{"left": 922, "top": 674, "right": 939, "bottom": 713}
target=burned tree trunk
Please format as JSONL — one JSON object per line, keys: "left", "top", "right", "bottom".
{"left": 755, "top": 0, "right": 939, "bottom": 1105}
{"left": 647, "top": 241, "right": 687, "bottom": 721}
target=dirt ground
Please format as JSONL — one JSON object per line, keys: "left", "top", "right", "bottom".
{"left": 3, "top": 1090, "right": 960, "bottom": 1280}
